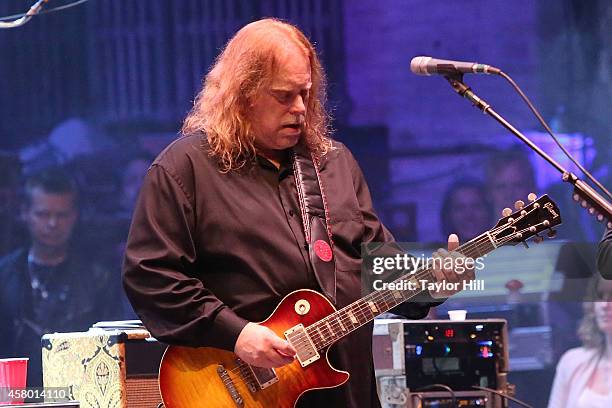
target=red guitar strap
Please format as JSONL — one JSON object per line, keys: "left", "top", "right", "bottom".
{"left": 292, "top": 143, "right": 337, "bottom": 305}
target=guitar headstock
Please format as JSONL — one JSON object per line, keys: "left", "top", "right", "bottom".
{"left": 492, "top": 194, "right": 562, "bottom": 247}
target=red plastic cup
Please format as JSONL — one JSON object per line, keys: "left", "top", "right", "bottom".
{"left": 0, "top": 358, "right": 28, "bottom": 405}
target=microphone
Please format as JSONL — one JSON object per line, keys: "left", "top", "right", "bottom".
{"left": 410, "top": 56, "right": 500, "bottom": 76}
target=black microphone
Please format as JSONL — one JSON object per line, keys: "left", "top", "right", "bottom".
{"left": 410, "top": 56, "right": 500, "bottom": 76}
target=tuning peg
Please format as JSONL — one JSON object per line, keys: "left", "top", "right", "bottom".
{"left": 547, "top": 229, "right": 557, "bottom": 239}
{"left": 514, "top": 200, "right": 525, "bottom": 210}
{"left": 502, "top": 207, "right": 513, "bottom": 217}
{"left": 533, "top": 234, "right": 544, "bottom": 244}
{"left": 528, "top": 193, "right": 537, "bottom": 202}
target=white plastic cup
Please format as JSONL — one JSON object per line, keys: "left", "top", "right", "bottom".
{"left": 448, "top": 310, "right": 467, "bottom": 321}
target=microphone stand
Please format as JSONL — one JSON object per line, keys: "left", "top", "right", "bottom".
{"left": 443, "top": 73, "right": 612, "bottom": 230}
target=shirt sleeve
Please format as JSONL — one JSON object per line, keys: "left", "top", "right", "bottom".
{"left": 343, "top": 146, "right": 444, "bottom": 317}
{"left": 122, "top": 164, "right": 248, "bottom": 350}
{"left": 598, "top": 227, "right": 612, "bottom": 279}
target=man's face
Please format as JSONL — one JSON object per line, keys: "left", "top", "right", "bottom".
{"left": 23, "top": 187, "right": 78, "bottom": 249}
{"left": 249, "top": 46, "right": 312, "bottom": 156}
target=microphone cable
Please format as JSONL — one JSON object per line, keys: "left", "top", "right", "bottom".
{"left": 493, "top": 69, "right": 611, "bottom": 200}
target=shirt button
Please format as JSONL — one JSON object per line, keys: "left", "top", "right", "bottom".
{"left": 288, "top": 210, "right": 295, "bottom": 217}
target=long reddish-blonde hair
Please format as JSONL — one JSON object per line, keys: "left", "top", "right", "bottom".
{"left": 182, "top": 18, "right": 332, "bottom": 171}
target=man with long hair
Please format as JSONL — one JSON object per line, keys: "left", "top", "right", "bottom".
{"left": 123, "top": 18, "right": 471, "bottom": 407}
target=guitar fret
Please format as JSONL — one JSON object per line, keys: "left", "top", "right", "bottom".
{"left": 337, "top": 317, "right": 346, "bottom": 332}
{"left": 325, "top": 321, "right": 334, "bottom": 339}
{"left": 316, "top": 326, "right": 324, "bottom": 343}
{"left": 355, "top": 301, "right": 369, "bottom": 322}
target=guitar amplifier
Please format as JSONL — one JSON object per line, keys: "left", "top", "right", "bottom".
{"left": 41, "top": 329, "right": 165, "bottom": 407}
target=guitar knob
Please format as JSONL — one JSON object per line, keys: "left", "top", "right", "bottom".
{"left": 514, "top": 200, "right": 525, "bottom": 210}
{"left": 547, "top": 229, "right": 557, "bottom": 239}
{"left": 533, "top": 235, "right": 544, "bottom": 244}
{"left": 528, "top": 193, "right": 537, "bottom": 202}
{"left": 502, "top": 208, "right": 513, "bottom": 217}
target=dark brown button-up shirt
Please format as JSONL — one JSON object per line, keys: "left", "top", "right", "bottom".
{"left": 123, "top": 134, "right": 435, "bottom": 407}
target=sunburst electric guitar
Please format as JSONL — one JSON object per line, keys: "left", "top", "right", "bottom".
{"left": 158, "top": 195, "right": 562, "bottom": 407}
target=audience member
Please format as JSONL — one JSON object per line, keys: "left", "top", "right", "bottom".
{"left": 113, "top": 153, "right": 154, "bottom": 318}
{"left": 440, "top": 179, "right": 492, "bottom": 241}
{"left": 548, "top": 275, "right": 612, "bottom": 407}
{"left": 0, "top": 167, "right": 119, "bottom": 387}
{"left": 485, "top": 147, "right": 537, "bottom": 220}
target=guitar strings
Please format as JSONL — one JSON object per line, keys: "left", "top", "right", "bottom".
{"left": 223, "top": 216, "right": 539, "bottom": 380}
{"left": 223, "top": 208, "right": 546, "bottom": 380}
{"left": 313, "top": 221, "right": 544, "bottom": 349}
{"left": 223, "top": 215, "right": 541, "bottom": 379}
{"left": 306, "top": 209, "right": 544, "bottom": 350}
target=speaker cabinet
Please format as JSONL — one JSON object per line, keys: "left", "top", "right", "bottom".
{"left": 42, "top": 329, "right": 165, "bottom": 407}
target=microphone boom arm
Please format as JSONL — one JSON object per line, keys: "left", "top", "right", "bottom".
{"left": 444, "top": 73, "right": 612, "bottom": 229}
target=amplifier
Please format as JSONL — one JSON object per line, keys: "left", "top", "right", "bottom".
{"left": 402, "top": 319, "right": 508, "bottom": 392}
{"left": 377, "top": 376, "right": 501, "bottom": 408}
{"left": 374, "top": 319, "right": 509, "bottom": 392}
{"left": 407, "top": 390, "right": 494, "bottom": 408}
{"left": 41, "top": 329, "right": 165, "bottom": 407}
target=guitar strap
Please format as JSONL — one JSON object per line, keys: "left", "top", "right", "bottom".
{"left": 292, "top": 143, "right": 337, "bottom": 305}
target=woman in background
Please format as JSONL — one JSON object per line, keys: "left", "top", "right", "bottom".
{"left": 548, "top": 275, "right": 612, "bottom": 408}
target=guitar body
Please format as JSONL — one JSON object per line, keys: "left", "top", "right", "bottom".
{"left": 159, "top": 289, "right": 350, "bottom": 408}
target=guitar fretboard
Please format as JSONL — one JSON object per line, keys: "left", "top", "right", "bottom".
{"left": 305, "top": 233, "right": 496, "bottom": 350}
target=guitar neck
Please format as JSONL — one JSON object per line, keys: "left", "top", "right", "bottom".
{"left": 305, "top": 233, "right": 497, "bottom": 350}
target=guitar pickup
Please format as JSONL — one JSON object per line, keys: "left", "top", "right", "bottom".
{"left": 284, "top": 324, "right": 320, "bottom": 367}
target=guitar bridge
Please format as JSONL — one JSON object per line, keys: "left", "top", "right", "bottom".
{"left": 216, "top": 365, "right": 244, "bottom": 407}
{"left": 284, "top": 323, "right": 320, "bottom": 367}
